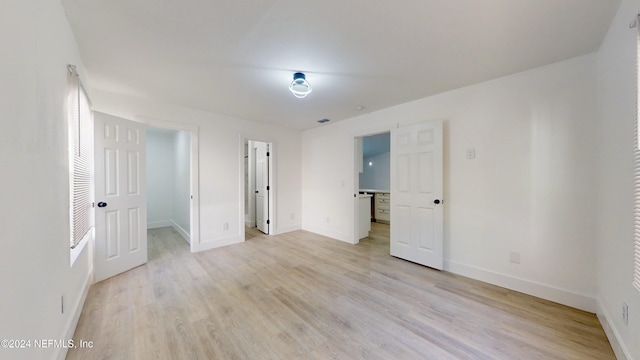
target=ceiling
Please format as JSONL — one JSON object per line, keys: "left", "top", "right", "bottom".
{"left": 62, "top": 0, "right": 620, "bottom": 130}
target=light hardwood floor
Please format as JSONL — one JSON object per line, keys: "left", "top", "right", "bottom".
{"left": 67, "top": 224, "right": 615, "bottom": 359}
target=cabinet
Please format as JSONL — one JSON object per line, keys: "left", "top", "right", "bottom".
{"left": 358, "top": 194, "right": 373, "bottom": 239}
{"left": 374, "top": 192, "right": 390, "bottom": 224}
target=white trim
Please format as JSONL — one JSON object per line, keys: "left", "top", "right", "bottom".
{"left": 198, "top": 235, "right": 244, "bottom": 252}
{"left": 239, "top": 138, "right": 249, "bottom": 241}
{"left": 188, "top": 131, "right": 200, "bottom": 252}
{"left": 147, "top": 220, "right": 173, "bottom": 229}
{"left": 444, "top": 260, "right": 596, "bottom": 312}
{"left": 70, "top": 229, "right": 91, "bottom": 266}
{"left": 597, "top": 300, "right": 631, "bottom": 360}
{"left": 147, "top": 220, "right": 190, "bottom": 243}
{"left": 172, "top": 221, "right": 190, "bottom": 244}
{"left": 275, "top": 224, "right": 302, "bottom": 235}
{"left": 351, "top": 124, "right": 396, "bottom": 139}
{"left": 635, "top": 23, "right": 640, "bottom": 293}
{"left": 302, "top": 223, "right": 354, "bottom": 244}
{"left": 55, "top": 269, "right": 92, "bottom": 360}
{"left": 267, "top": 142, "right": 275, "bottom": 235}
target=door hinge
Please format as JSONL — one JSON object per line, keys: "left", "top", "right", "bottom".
{"left": 92, "top": 202, "right": 95, "bottom": 208}
{"left": 267, "top": 220, "right": 270, "bottom": 225}
{"left": 266, "top": 152, "right": 270, "bottom": 156}
{"left": 266, "top": 185, "right": 270, "bottom": 191}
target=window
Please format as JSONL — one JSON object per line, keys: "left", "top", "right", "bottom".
{"left": 67, "top": 65, "right": 93, "bottom": 253}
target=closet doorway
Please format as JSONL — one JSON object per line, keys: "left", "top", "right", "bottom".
{"left": 146, "top": 127, "right": 192, "bottom": 244}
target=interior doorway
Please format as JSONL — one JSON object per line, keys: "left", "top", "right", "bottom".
{"left": 354, "top": 132, "right": 391, "bottom": 244}
{"left": 244, "top": 139, "right": 273, "bottom": 238}
{"left": 354, "top": 122, "right": 445, "bottom": 270}
{"left": 141, "top": 116, "right": 200, "bottom": 253}
{"left": 146, "top": 127, "right": 192, "bottom": 243}
{"left": 93, "top": 113, "right": 200, "bottom": 282}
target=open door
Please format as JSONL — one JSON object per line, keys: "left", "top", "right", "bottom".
{"left": 390, "top": 120, "right": 443, "bottom": 270}
{"left": 255, "top": 142, "right": 269, "bottom": 234}
{"left": 94, "top": 113, "right": 147, "bottom": 282}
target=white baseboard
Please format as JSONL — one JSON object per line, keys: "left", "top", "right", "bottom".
{"left": 171, "top": 221, "right": 190, "bottom": 244}
{"left": 597, "top": 300, "right": 631, "bottom": 360}
{"left": 55, "top": 269, "right": 92, "bottom": 360}
{"left": 302, "top": 223, "right": 353, "bottom": 244}
{"left": 147, "top": 220, "right": 173, "bottom": 229}
{"left": 275, "top": 224, "right": 302, "bottom": 235}
{"left": 444, "top": 260, "right": 596, "bottom": 312}
{"left": 149, "top": 220, "right": 191, "bottom": 244}
{"left": 196, "top": 234, "right": 243, "bottom": 252}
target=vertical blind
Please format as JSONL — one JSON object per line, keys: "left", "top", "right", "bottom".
{"left": 68, "top": 65, "right": 93, "bottom": 249}
{"left": 634, "top": 20, "right": 640, "bottom": 292}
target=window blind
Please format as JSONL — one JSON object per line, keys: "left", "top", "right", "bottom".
{"left": 68, "top": 65, "right": 93, "bottom": 249}
{"left": 634, "top": 21, "right": 640, "bottom": 292}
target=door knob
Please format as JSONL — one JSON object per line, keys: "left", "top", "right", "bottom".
{"left": 97, "top": 202, "right": 108, "bottom": 208}
{"left": 433, "top": 199, "right": 441, "bottom": 205}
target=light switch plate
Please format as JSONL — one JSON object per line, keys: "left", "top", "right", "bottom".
{"left": 466, "top": 148, "right": 476, "bottom": 159}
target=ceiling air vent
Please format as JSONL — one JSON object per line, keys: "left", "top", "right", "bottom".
{"left": 317, "top": 118, "right": 330, "bottom": 124}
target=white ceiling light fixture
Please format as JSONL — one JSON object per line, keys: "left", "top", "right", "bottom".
{"left": 289, "top": 72, "right": 312, "bottom": 98}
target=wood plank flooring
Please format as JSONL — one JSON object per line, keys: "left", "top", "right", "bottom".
{"left": 67, "top": 224, "right": 615, "bottom": 359}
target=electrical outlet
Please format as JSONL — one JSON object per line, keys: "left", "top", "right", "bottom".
{"left": 623, "top": 302, "right": 629, "bottom": 326}
{"left": 223, "top": 222, "right": 229, "bottom": 231}
{"left": 509, "top": 252, "right": 521, "bottom": 264}
{"left": 326, "top": 217, "right": 330, "bottom": 224}
{"left": 290, "top": 213, "right": 295, "bottom": 220}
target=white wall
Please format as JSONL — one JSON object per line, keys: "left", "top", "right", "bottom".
{"left": 302, "top": 54, "right": 598, "bottom": 312}
{"left": 0, "top": 1, "right": 92, "bottom": 359}
{"left": 360, "top": 151, "right": 390, "bottom": 191}
{"left": 595, "top": 0, "right": 640, "bottom": 358}
{"left": 147, "top": 128, "right": 176, "bottom": 228}
{"left": 91, "top": 90, "right": 302, "bottom": 250}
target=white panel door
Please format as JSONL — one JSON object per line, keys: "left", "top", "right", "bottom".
{"left": 94, "top": 113, "right": 147, "bottom": 282}
{"left": 390, "top": 120, "right": 443, "bottom": 270}
{"left": 255, "top": 142, "right": 269, "bottom": 234}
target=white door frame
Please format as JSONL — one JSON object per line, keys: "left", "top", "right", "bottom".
{"left": 134, "top": 115, "right": 200, "bottom": 253}
{"left": 240, "top": 134, "right": 275, "bottom": 238}
{"left": 245, "top": 144, "right": 256, "bottom": 228}
{"left": 254, "top": 141, "right": 269, "bottom": 234}
{"left": 352, "top": 125, "right": 394, "bottom": 244}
